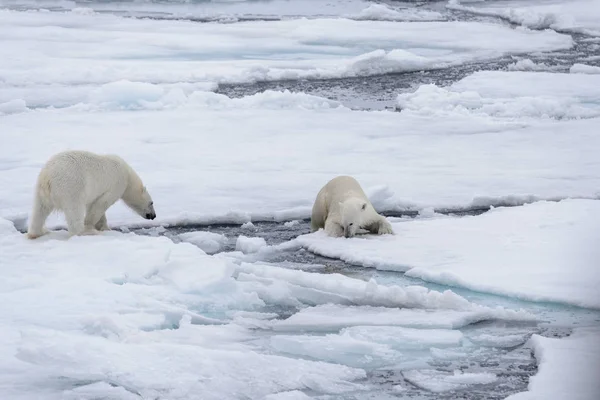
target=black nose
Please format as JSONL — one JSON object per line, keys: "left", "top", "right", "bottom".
{"left": 146, "top": 213, "right": 156, "bottom": 220}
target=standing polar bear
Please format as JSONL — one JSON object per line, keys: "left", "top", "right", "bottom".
{"left": 311, "top": 176, "right": 393, "bottom": 238}
{"left": 27, "top": 150, "right": 156, "bottom": 239}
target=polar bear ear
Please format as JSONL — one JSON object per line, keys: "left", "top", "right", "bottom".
{"left": 361, "top": 203, "right": 367, "bottom": 210}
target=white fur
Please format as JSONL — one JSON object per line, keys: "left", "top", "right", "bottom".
{"left": 310, "top": 176, "right": 393, "bottom": 238}
{"left": 27, "top": 150, "right": 156, "bottom": 239}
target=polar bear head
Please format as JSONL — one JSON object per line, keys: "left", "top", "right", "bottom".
{"left": 339, "top": 198, "right": 367, "bottom": 238}
{"left": 123, "top": 184, "right": 156, "bottom": 220}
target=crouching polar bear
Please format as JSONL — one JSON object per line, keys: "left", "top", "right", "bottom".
{"left": 311, "top": 176, "right": 393, "bottom": 238}
{"left": 27, "top": 150, "right": 156, "bottom": 239}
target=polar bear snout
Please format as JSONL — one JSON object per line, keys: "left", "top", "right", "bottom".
{"left": 145, "top": 212, "right": 156, "bottom": 220}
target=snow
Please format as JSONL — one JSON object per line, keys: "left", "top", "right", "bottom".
{"left": 506, "top": 327, "right": 600, "bottom": 400}
{"left": 403, "top": 369, "right": 497, "bottom": 393}
{"left": 448, "top": 0, "right": 600, "bottom": 36}
{"left": 296, "top": 200, "right": 600, "bottom": 309}
{"left": 0, "top": 8, "right": 572, "bottom": 105}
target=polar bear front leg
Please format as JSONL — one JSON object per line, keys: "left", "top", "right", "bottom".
{"left": 85, "top": 193, "right": 115, "bottom": 233}
{"left": 94, "top": 213, "right": 109, "bottom": 231}
{"left": 324, "top": 219, "right": 344, "bottom": 237}
{"left": 365, "top": 215, "right": 394, "bottom": 235}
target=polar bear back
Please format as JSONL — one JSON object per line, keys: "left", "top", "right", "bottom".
{"left": 38, "top": 150, "right": 132, "bottom": 207}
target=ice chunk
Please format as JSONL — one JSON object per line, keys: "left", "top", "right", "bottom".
{"left": 264, "top": 391, "right": 313, "bottom": 400}
{"left": 235, "top": 236, "right": 267, "bottom": 254}
{"left": 404, "top": 369, "right": 497, "bottom": 392}
{"left": 273, "top": 304, "right": 533, "bottom": 332}
{"left": 236, "top": 262, "right": 534, "bottom": 322}
{"left": 270, "top": 333, "right": 400, "bottom": 368}
{"left": 284, "top": 220, "right": 301, "bottom": 228}
{"left": 507, "top": 59, "right": 551, "bottom": 72}
{"left": 178, "top": 231, "right": 228, "bottom": 254}
{"left": 349, "top": 4, "right": 444, "bottom": 22}
{"left": 468, "top": 333, "right": 528, "bottom": 348}
{"left": 341, "top": 326, "right": 463, "bottom": 349}
{"left": 241, "top": 221, "right": 257, "bottom": 230}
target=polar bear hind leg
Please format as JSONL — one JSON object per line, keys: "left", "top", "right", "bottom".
{"left": 62, "top": 199, "right": 89, "bottom": 236}
{"left": 27, "top": 193, "right": 52, "bottom": 239}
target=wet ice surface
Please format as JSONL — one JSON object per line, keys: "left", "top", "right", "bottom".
{"left": 133, "top": 215, "right": 599, "bottom": 399}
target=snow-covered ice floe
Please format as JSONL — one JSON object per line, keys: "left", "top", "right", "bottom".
{"left": 295, "top": 200, "right": 600, "bottom": 309}
{"left": 506, "top": 326, "right": 600, "bottom": 400}
{"left": 2, "top": 87, "right": 599, "bottom": 228}
{"left": 448, "top": 0, "right": 600, "bottom": 37}
{"left": 0, "top": 7, "right": 573, "bottom": 108}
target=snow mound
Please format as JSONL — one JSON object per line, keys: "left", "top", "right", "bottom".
{"left": 349, "top": 4, "right": 444, "bottom": 22}
{"left": 398, "top": 71, "right": 600, "bottom": 120}
{"left": 0, "top": 99, "right": 28, "bottom": 115}
{"left": 89, "top": 80, "right": 168, "bottom": 109}
{"left": 296, "top": 200, "right": 600, "bottom": 309}
{"left": 178, "top": 231, "right": 229, "bottom": 254}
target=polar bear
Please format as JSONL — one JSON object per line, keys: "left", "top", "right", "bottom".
{"left": 311, "top": 176, "right": 393, "bottom": 238}
{"left": 27, "top": 150, "right": 156, "bottom": 239}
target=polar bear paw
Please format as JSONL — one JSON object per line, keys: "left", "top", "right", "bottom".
{"left": 377, "top": 218, "right": 394, "bottom": 235}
